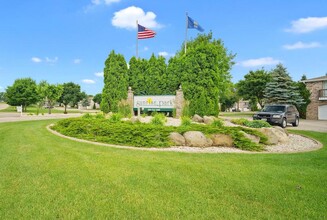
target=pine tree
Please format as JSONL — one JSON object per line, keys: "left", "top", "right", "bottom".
{"left": 264, "top": 64, "right": 304, "bottom": 105}
{"left": 101, "top": 50, "right": 128, "bottom": 113}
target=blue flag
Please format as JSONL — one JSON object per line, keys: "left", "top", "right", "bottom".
{"left": 187, "top": 16, "right": 204, "bottom": 32}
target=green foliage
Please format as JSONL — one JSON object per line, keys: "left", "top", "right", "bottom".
{"left": 264, "top": 64, "right": 304, "bottom": 105}
{"left": 102, "top": 50, "right": 128, "bottom": 113}
{"left": 244, "top": 120, "right": 271, "bottom": 128}
{"left": 181, "top": 116, "right": 192, "bottom": 126}
{"left": 53, "top": 117, "right": 266, "bottom": 151}
{"left": 95, "top": 113, "right": 105, "bottom": 119}
{"left": 295, "top": 75, "right": 311, "bottom": 119}
{"left": 43, "top": 83, "right": 63, "bottom": 114}
{"left": 211, "top": 119, "right": 224, "bottom": 127}
{"left": 231, "top": 118, "right": 249, "bottom": 126}
{"left": 92, "top": 93, "right": 102, "bottom": 104}
{"left": 108, "top": 113, "right": 123, "bottom": 123}
{"left": 5, "top": 77, "right": 39, "bottom": 111}
{"left": 59, "top": 82, "right": 84, "bottom": 113}
{"left": 150, "top": 113, "right": 167, "bottom": 126}
{"left": 82, "top": 113, "right": 93, "bottom": 119}
{"left": 173, "top": 32, "right": 235, "bottom": 116}
{"left": 237, "top": 69, "right": 270, "bottom": 108}
{"left": 231, "top": 118, "right": 271, "bottom": 128}
{"left": 182, "top": 100, "right": 191, "bottom": 117}
{"left": 220, "top": 83, "right": 239, "bottom": 112}
{"left": 117, "top": 99, "right": 131, "bottom": 118}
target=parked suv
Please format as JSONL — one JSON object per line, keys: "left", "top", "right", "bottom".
{"left": 253, "top": 104, "right": 299, "bottom": 128}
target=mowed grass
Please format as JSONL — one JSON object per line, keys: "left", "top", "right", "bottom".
{"left": 0, "top": 105, "right": 81, "bottom": 114}
{"left": 0, "top": 120, "right": 326, "bottom": 219}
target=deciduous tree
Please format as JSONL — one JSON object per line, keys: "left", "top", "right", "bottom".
{"left": 236, "top": 69, "right": 270, "bottom": 108}
{"left": 5, "top": 78, "right": 39, "bottom": 111}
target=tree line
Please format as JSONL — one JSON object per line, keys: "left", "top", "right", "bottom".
{"left": 101, "top": 32, "right": 235, "bottom": 116}
{"left": 3, "top": 78, "right": 94, "bottom": 114}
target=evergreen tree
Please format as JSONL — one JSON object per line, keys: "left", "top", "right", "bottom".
{"left": 101, "top": 50, "right": 128, "bottom": 113}
{"left": 173, "top": 32, "right": 235, "bottom": 116}
{"left": 264, "top": 64, "right": 304, "bottom": 105}
{"left": 128, "top": 57, "right": 148, "bottom": 95}
{"left": 295, "top": 75, "right": 311, "bottom": 118}
{"left": 143, "top": 54, "right": 167, "bottom": 95}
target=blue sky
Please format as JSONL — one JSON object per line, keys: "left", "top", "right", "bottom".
{"left": 1, "top": 0, "right": 327, "bottom": 95}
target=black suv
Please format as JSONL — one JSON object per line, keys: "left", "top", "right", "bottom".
{"left": 253, "top": 104, "right": 300, "bottom": 128}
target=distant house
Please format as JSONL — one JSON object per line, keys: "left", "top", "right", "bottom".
{"left": 303, "top": 75, "right": 327, "bottom": 120}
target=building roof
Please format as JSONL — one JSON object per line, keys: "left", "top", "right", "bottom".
{"left": 302, "top": 75, "right": 327, "bottom": 83}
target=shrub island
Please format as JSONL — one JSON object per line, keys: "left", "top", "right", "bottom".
{"left": 50, "top": 113, "right": 281, "bottom": 152}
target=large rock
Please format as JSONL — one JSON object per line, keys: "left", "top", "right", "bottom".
{"left": 240, "top": 131, "right": 260, "bottom": 144}
{"left": 203, "top": 116, "right": 215, "bottom": 125}
{"left": 169, "top": 132, "right": 185, "bottom": 146}
{"left": 211, "top": 134, "right": 234, "bottom": 147}
{"left": 258, "top": 127, "right": 289, "bottom": 145}
{"left": 183, "top": 131, "right": 213, "bottom": 147}
{"left": 192, "top": 114, "right": 204, "bottom": 123}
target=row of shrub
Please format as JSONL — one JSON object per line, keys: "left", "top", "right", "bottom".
{"left": 52, "top": 116, "right": 268, "bottom": 151}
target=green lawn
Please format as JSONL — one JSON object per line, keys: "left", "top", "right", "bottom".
{"left": 0, "top": 105, "right": 81, "bottom": 114}
{"left": 0, "top": 120, "right": 326, "bottom": 219}
{"left": 220, "top": 111, "right": 255, "bottom": 118}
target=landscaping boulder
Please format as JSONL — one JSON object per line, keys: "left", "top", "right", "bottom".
{"left": 130, "top": 116, "right": 140, "bottom": 123}
{"left": 211, "top": 134, "right": 234, "bottom": 147}
{"left": 183, "top": 131, "right": 213, "bottom": 147}
{"left": 192, "top": 114, "right": 204, "bottom": 123}
{"left": 203, "top": 116, "right": 215, "bottom": 125}
{"left": 258, "top": 127, "right": 289, "bottom": 145}
{"left": 240, "top": 131, "right": 260, "bottom": 144}
{"left": 169, "top": 132, "right": 185, "bottom": 146}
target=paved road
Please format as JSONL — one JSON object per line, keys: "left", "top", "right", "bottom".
{"left": 287, "top": 119, "right": 327, "bottom": 133}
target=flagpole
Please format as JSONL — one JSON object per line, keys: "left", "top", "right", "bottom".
{"left": 136, "top": 20, "right": 139, "bottom": 59}
{"left": 184, "top": 12, "right": 188, "bottom": 54}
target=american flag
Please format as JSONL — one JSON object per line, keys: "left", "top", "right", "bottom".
{"left": 138, "top": 24, "right": 156, "bottom": 39}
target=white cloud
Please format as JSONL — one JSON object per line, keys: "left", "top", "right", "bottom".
{"left": 286, "top": 17, "right": 327, "bottom": 33}
{"left": 31, "top": 57, "right": 42, "bottom": 63}
{"left": 283, "top": 41, "right": 322, "bottom": 50}
{"left": 94, "top": 72, "right": 104, "bottom": 77}
{"left": 112, "top": 6, "right": 161, "bottom": 30}
{"left": 158, "top": 51, "right": 175, "bottom": 58}
{"left": 239, "top": 57, "right": 281, "bottom": 67}
{"left": 144, "top": 46, "right": 149, "bottom": 51}
{"left": 73, "top": 59, "right": 81, "bottom": 64}
{"left": 82, "top": 79, "right": 96, "bottom": 84}
{"left": 45, "top": 57, "right": 58, "bottom": 63}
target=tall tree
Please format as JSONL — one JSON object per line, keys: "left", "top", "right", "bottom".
{"left": 5, "top": 78, "right": 39, "bottom": 111}
{"left": 295, "top": 75, "right": 311, "bottom": 118}
{"left": 143, "top": 54, "right": 167, "bottom": 95}
{"left": 264, "top": 64, "right": 304, "bottom": 105}
{"left": 128, "top": 57, "right": 148, "bottom": 95}
{"left": 59, "top": 82, "right": 84, "bottom": 114}
{"left": 36, "top": 80, "right": 48, "bottom": 115}
{"left": 44, "top": 83, "right": 63, "bottom": 114}
{"left": 101, "top": 50, "right": 128, "bottom": 113}
{"left": 236, "top": 69, "right": 270, "bottom": 108}
{"left": 172, "top": 32, "right": 235, "bottom": 116}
